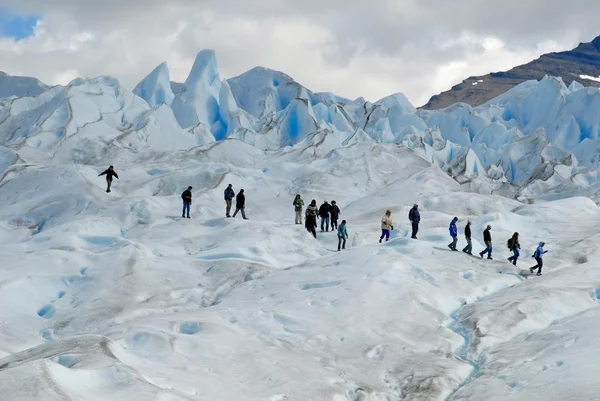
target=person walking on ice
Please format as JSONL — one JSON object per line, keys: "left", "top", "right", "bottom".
{"left": 462, "top": 220, "right": 473, "bottom": 254}
{"left": 305, "top": 200, "right": 318, "bottom": 238}
{"left": 409, "top": 204, "right": 420, "bottom": 239}
{"left": 448, "top": 217, "right": 458, "bottom": 251}
{"left": 232, "top": 189, "right": 248, "bottom": 219}
{"left": 319, "top": 200, "right": 331, "bottom": 232}
{"left": 330, "top": 201, "right": 341, "bottom": 230}
{"left": 181, "top": 186, "right": 192, "bottom": 219}
{"left": 507, "top": 232, "right": 521, "bottom": 265}
{"left": 224, "top": 184, "right": 235, "bottom": 218}
{"left": 337, "top": 220, "right": 348, "bottom": 251}
{"left": 479, "top": 225, "right": 493, "bottom": 259}
{"left": 98, "top": 165, "right": 118, "bottom": 193}
{"left": 293, "top": 194, "right": 304, "bottom": 224}
{"left": 530, "top": 241, "right": 548, "bottom": 276}
{"left": 379, "top": 210, "right": 393, "bottom": 243}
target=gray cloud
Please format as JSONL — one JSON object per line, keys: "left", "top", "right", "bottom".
{"left": 1, "top": 0, "right": 599, "bottom": 106}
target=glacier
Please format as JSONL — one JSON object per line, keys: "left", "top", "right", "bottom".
{"left": 2, "top": 50, "right": 600, "bottom": 400}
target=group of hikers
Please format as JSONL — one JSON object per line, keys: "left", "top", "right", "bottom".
{"left": 294, "top": 196, "right": 347, "bottom": 251}
{"left": 100, "top": 167, "right": 549, "bottom": 273}
{"left": 447, "top": 218, "right": 548, "bottom": 275}
{"left": 180, "top": 183, "right": 248, "bottom": 219}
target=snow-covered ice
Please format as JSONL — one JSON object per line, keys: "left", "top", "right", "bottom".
{"left": 2, "top": 51, "right": 600, "bottom": 400}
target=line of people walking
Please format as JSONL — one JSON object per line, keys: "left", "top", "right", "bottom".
{"left": 100, "top": 167, "right": 549, "bottom": 273}
{"left": 447, "top": 218, "right": 548, "bottom": 276}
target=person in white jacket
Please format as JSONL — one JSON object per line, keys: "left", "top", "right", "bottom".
{"left": 379, "top": 210, "right": 394, "bottom": 243}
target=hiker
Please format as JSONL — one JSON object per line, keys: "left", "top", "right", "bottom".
{"left": 319, "top": 200, "right": 331, "bottom": 232}
{"left": 462, "top": 220, "right": 472, "bottom": 254}
{"left": 507, "top": 232, "right": 521, "bottom": 265}
{"left": 181, "top": 186, "right": 192, "bottom": 219}
{"left": 529, "top": 241, "right": 548, "bottom": 276}
{"left": 330, "top": 200, "right": 341, "bottom": 230}
{"left": 232, "top": 189, "right": 248, "bottom": 219}
{"left": 293, "top": 194, "right": 304, "bottom": 224}
{"left": 337, "top": 220, "right": 348, "bottom": 251}
{"left": 98, "top": 165, "right": 118, "bottom": 193}
{"left": 448, "top": 217, "right": 458, "bottom": 251}
{"left": 379, "top": 209, "right": 393, "bottom": 243}
{"left": 224, "top": 184, "right": 235, "bottom": 218}
{"left": 305, "top": 199, "right": 318, "bottom": 238}
{"left": 408, "top": 204, "right": 420, "bottom": 239}
{"left": 479, "top": 225, "right": 493, "bottom": 259}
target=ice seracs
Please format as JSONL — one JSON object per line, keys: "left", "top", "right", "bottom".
{"left": 171, "top": 50, "right": 222, "bottom": 130}
{"left": 133, "top": 62, "right": 175, "bottom": 107}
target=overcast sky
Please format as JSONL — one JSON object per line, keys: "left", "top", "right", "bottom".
{"left": 0, "top": 1, "right": 599, "bottom": 106}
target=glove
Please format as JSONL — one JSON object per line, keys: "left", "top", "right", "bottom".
{"left": 391, "top": 225, "right": 394, "bottom": 230}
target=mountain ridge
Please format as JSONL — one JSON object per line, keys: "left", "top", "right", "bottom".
{"left": 421, "top": 35, "right": 600, "bottom": 110}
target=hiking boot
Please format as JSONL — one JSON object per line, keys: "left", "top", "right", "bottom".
{"left": 536, "top": 272, "right": 542, "bottom": 276}
{"left": 529, "top": 267, "right": 534, "bottom": 273}
{"left": 487, "top": 257, "right": 493, "bottom": 260}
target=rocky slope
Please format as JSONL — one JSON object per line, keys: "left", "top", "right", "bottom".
{"left": 422, "top": 35, "right": 600, "bottom": 110}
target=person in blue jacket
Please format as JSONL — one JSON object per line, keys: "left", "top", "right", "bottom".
{"left": 448, "top": 217, "right": 458, "bottom": 251}
{"left": 529, "top": 241, "right": 548, "bottom": 276}
{"left": 337, "top": 220, "right": 348, "bottom": 251}
{"left": 224, "top": 184, "right": 235, "bottom": 218}
{"left": 408, "top": 204, "right": 420, "bottom": 239}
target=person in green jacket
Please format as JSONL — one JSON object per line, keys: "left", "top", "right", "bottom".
{"left": 293, "top": 194, "right": 304, "bottom": 224}
{"left": 337, "top": 220, "right": 348, "bottom": 251}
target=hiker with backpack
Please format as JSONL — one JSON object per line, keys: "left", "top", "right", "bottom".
{"left": 224, "top": 184, "right": 235, "bottom": 218}
{"left": 319, "top": 200, "right": 332, "bottom": 232}
{"left": 379, "top": 210, "right": 393, "bottom": 243}
{"left": 448, "top": 217, "right": 458, "bottom": 251}
{"left": 462, "top": 220, "right": 472, "bottom": 254}
{"left": 305, "top": 200, "right": 318, "bottom": 238}
{"left": 479, "top": 225, "right": 493, "bottom": 259}
{"left": 232, "top": 189, "right": 248, "bottom": 219}
{"left": 330, "top": 201, "right": 341, "bottom": 230}
{"left": 530, "top": 242, "right": 548, "bottom": 276}
{"left": 181, "top": 186, "right": 192, "bottom": 219}
{"left": 507, "top": 232, "right": 521, "bottom": 265}
{"left": 293, "top": 194, "right": 304, "bottom": 224}
{"left": 337, "top": 220, "right": 348, "bottom": 251}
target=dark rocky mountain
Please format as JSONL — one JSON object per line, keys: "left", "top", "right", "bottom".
{"left": 421, "top": 35, "right": 600, "bottom": 110}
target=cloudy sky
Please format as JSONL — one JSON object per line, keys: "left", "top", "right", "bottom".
{"left": 0, "top": 1, "right": 599, "bottom": 106}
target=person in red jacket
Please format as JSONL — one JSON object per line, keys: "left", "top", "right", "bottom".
{"left": 98, "top": 166, "right": 118, "bottom": 193}
{"left": 181, "top": 186, "right": 192, "bottom": 218}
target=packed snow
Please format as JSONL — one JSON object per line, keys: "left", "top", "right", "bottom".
{"left": 2, "top": 50, "right": 600, "bottom": 400}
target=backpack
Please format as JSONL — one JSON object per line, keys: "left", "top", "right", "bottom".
{"left": 507, "top": 238, "right": 513, "bottom": 249}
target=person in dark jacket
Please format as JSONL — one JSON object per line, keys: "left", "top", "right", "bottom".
{"left": 319, "top": 200, "right": 331, "bottom": 232}
{"left": 305, "top": 200, "right": 318, "bottom": 238}
{"left": 448, "top": 217, "right": 458, "bottom": 251}
{"left": 462, "top": 220, "right": 472, "bottom": 254}
{"left": 408, "top": 204, "right": 420, "bottom": 239}
{"left": 98, "top": 166, "right": 118, "bottom": 193}
{"left": 330, "top": 200, "right": 341, "bottom": 230}
{"left": 224, "top": 184, "right": 235, "bottom": 218}
{"left": 507, "top": 232, "right": 521, "bottom": 265}
{"left": 529, "top": 241, "right": 548, "bottom": 276}
{"left": 293, "top": 194, "right": 304, "bottom": 224}
{"left": 232, "top": 189, "right": 248, "bottom": 219}
{"left": 181, "top": 186, "right": 192, "bottom": 219}
{"left": 479, "top": 225, "right": 493, "bottom": 260}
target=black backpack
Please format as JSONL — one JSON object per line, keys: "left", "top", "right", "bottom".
{"left": 507, "top": 238, "right": 513, "bottom": 249}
